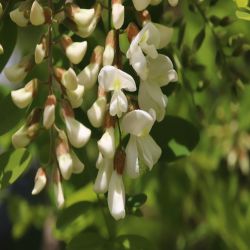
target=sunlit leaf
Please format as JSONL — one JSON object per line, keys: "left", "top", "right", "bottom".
{"left": 0, "top": 148, "right": 32, "bottom": 189}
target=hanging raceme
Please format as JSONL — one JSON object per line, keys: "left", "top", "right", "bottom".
{"left": 3, "top": 0, "right": 178, "bottom": 220}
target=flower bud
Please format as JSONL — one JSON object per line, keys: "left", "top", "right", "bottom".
{"left": 32, "top": 167, "right": 47, "bottom": 195}
{"left": 168, "top": 0, "right": 179, "bottom": 7}
{"left": 78, "top": 46, "right": 104, "bottom": 89}
{"left": 11, "top": 79, "right": 38, "bottom": 109}
{"left": 71, "top": 151, "right": 85, "bottom": 174}
{"left": 35, "top": 43, "right": 46, "bottom": 64}
{"left": 66, "top": 41, "right": 87, "bottom": 65}
{"left": 132, "top": 0, "right": 151, "bottom": 11}
{"left": 112, "top": 0, "right": 124, "bottom": 30}
{"left": 61, "top": 101, "right": 91, "bottom": 148}
{"left": 43, "top": 95, "right": 56, "bottom": 129}
{"left": 126, "top": 23, "right": 139, "bottom": 43}
{"left": 98, "top": 127, "right": 116, "bottom": 159}
{"left": 12, "top": 108, "right": 41, "bottom": 148}
{"left": 0, "top": 44, "right": 3, "bottom": 55}
{"left": 76, "top": 4, "right": 102, "bottom": 38}
{"left": 35, "top": 36, "right": 47, "bottom": 64}
{"left": 12, "top": 125, "right": 31, "bottom": 148}
{"left": 87, "top": 96, "right": 107, "bottom": 128}
{"left": 96, "top": 152, "right": 104, "bottom": 169}
{"left": 108, "top": 170, "right": 125, "bottom": 220}
{"left": 114, "top": 148, "right": 126, "bottom": 175}
{"left": 53, "top": 168, "right": 65, "bottom": 208}
{"left": 55, "top": 67, "right": 78, "bottom": 91}
{"left": 65, "top": 3, "right": 95, "bottom": 27}
{"left": 66, "top": 84, "right": 85, "bottom": 108}
{"left": 10, "top": 7, "right": 29, "bottom": 27}
{"left": 94, "top": 157, "right": 113, "bottom": 193}
{"left": 4, "top": 56, "right": 33, "bottom": 83}
{"left": 30, "top": 1, "right": 45, "bottom": 26}
{"left": 103, "top": 30, "right": 115, "bottom": 66}
{"left": 56, "top": 132, "right": 73, "bottom": 180}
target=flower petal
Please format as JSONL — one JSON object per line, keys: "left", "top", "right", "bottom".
{"left": 94, "top": 157, "right": 113, "bottom": 193}
{"left": 65, "top": 117, "right": 91, "bottom": 148}
{"left": 147, "top": 54, "right": 178, "bottom": 87}
{"left": 109, "top": 89, "right": 128, "bottom": 117}
{"left": 138, "top": 82, "right": 167, "bottom": 122}
{"left": 132, "top": 0, "right": 151, "bottom": 11}
{"left": 136, "top": 135, "right": 162, "bottom": 170}
{"left": 97, "top": 127, "right": 116, "bottom": 159}
{"left": 121, "top": 109, "right": 154, "bottom": 136}
{"left": 98, "top": 66, "right": 136, "bottom": 92}
{"left": 125, "top": 135, "right": 140, "bottom": 178}
{"left": 108, "top": 170, "right": 126, "bottom": 220}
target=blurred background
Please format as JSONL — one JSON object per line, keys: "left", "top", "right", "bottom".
{"left": 1, "top": 0, "right": 250, "bottom": 249}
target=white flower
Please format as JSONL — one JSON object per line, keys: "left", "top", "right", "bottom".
{"left": 78, "top": 63, "right": 100, "bottom": 89}
{"left": 12, "top": 125, "right": 31, "bottom": 148}
{"left": 132, "top": 0, "right": 162, "bottom": 10}
{"left": 103, "top": 44, "right": 115, "bottom": 66}
{"left": 153, "top": 23, "right": 173, "bottom": 49}
{"left": 94, "top": 156, "right": 113, "bottom": 193}
{"left": 10, "top": 8, "right": 29, "bottom": 27}
{"left": 98, "top": 66, "right": 136, "bottom": 117}
{"left": 87, "top": 96, "right": 107, "bottom": 128}
{"left": 43, "top": 95, "right": 56, "bottom": 129}
{"left": 35, "top": 43, "right": 46, "bottom": 64}
{"left": 121, "top": 109, "right": 162, "bottom": 178}
{"left": 112, "top": 3, "right": 124, "bottom": 29}
{"left": 127, "top": 22, "right": 160, "bottom": 80}
{"left": 4, "top": 60, "right": 29, "bottom": 83}
{"left": 78, "top": 46, "right": 104, "bottom": 89}
{"left": 64, "top": 117, "right": 91, "bottom": 148}
{"left": 132, "top": 0, "right": 151, "bottom": 11}
{"left": 32, "top": 168, "right": 47, "bottom": 195}
{"left": 108, "top": 170, "right": 126, "bottom": 220}
{"left": 54, "top": 168, "right": 65, "bottom": 208}
{"left": 62, "top": 68, "right": 78, "bottom": 91}
{"left": 139, "top": 82, "right": 167, "bottom": 122}
{"left": 168, "top": 0, "right": 179, "bottom": 7}
{"left": 98, "top": 127, "right": 116, "bottom": 159}
{"left": 138, "top": 54, "right": 178, "bottom": 121}
{"left": 56, "top": 136, "right": 73, "bottom": 180}
{"left": 66, "top": 84, "right": 85, "bottom": 108}
{"left": 72, "top": 7, "right": 95, "bottom": 27}
{"left": 11, "top": 79, "right": 38, "bottom": 109}
{"left": 66, "top": 41, "right": 87, "bottom": 64}
{"left": 30, "top": 0, "right": 45, "bottom": 26}
{"left": 71, "top": 151, "right": 85, "bottom": 174}
{"left": 103, "top": 30, "right": 115, "bottom": 66}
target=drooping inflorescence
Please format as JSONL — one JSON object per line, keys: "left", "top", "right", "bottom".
{"left": 3, "top": 0, "right": 178, "bottom": 220}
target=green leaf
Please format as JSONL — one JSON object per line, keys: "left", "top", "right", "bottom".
{"left": 119, "top": 32, "right": 130, "bottom": 54}
{"left": 151, "top": 116, "right": 200, "bottom": 162}
{"left": 192, "top": 27, "right": 206, "bottom": 52}
{"left": 114, "top": 235, "right": 154, "bottom": 250}
{"left": 0, "top": 16, "right": 18, "bottom": 72}
{"left": 236, "top": 10, "right": 250, "bottom": 21}
{"left": 67, "top": 231, "right": 106, "bottom": 250}
{"left": 56, "top": 201, "right": 93, "bottom": 231}
{"left": 0, "top": 148, "right": 32, "bottom": 189}
{"left": 0, "top": 94, "right": 25, "bottom": 135}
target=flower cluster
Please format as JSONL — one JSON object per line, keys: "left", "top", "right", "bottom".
{"left": 4, "top": 0, "right": 178, "bottom": 219}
